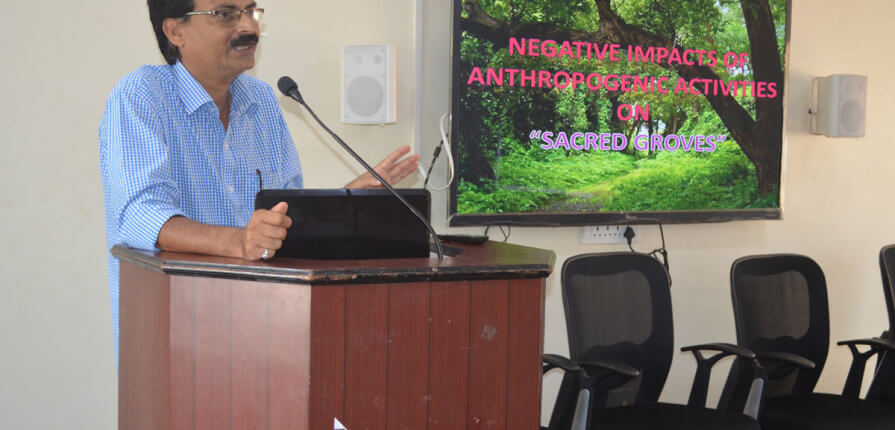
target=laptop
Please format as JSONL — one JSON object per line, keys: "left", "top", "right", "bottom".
{"left": 254, "top": 188, "right": 431, "bottom": 260}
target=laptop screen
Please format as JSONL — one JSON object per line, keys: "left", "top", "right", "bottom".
{"left": 254, "top": 188, "right": 431, "bottom": 260}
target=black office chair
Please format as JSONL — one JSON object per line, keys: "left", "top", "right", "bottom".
{"left": 719, "top": 254, "right": 895, "bottom": 430}
{"left": 542, "top": 252, "right": 762, "bottom": 430}
{"left": 866, "top": 245, "right": 895, "bottom": 402}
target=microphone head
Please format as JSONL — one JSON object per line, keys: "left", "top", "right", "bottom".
{"left": 277, "top": 76, "right": 303, "bottom": 103}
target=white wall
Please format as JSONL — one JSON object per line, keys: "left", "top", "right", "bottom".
{"left": 1, "top": 0, "right": 892, "bottom": 427}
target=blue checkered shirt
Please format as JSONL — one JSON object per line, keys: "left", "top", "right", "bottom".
{"left": 100, "top": 61, "right": 303, "bottom": 358}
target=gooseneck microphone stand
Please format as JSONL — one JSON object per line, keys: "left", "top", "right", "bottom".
{"left": 277, "top": 76, "right": 444, "bottom": 260}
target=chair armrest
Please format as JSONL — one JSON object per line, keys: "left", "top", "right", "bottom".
{"left": 837, "top": 337, "right": 895, "bottom": 352}
{"left": 542, "top": 354, "right": 592, "bottom": 430}
{"left": 836, "top": 337, "right": 895, "bottom": 398}
{"left": 543, "top": 353, "right": 581, "bottom": 373}
{"left": 756, "top": 351, "right": 816, "bottom": 369}
{"left": 542, "top": 358, "right": 639, "bottom": 430}
{"left": 577, "top": 359, "right": 641, "bottom": 413}
{"left": 728, "top": 352, "right": 815, "bottom": 420}
{"left": 681, "top": 342, "right": 756, "bottom": 359}
{"left": 578, "top": 359, "right": 640, "bottom": 379}
{"left": 681, "top": 342, "right": 755, "bottom": 408}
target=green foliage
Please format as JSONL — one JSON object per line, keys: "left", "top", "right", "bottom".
{"left": 677, "top": 104, "right": 726, "bottom": 136}
{"left": 457, "top": 179, "right": 559, "bottom": 214}
{"left": 601, "top": 141, "right": 778, "bottom": 210}
{"left": 457, "top": 140, "right": 778, "bottom": 214}
{"left": 555, "top": 88, "right": 591, "bottom": 131}
{"left": 498, "top": 141, "right": 636, "bottom": 190}
{"left": 613, "top": 0, "right": 722, "bottom": 47}
{"left": 476, "top": 0, "right": 597, "bottom": 29}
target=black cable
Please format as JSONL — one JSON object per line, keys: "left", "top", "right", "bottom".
{"left": 624, "top": 226, "right": 636, "bottom": 252}
{"left": 624, "top": 220, "right": 671, "bottom": 286}
{"left": 423, "top": 139, "right": 445, "bottom": 188}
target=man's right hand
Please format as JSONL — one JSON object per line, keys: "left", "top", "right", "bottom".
{"left": 239, "top": 201, "right": 292, "bottom": 261}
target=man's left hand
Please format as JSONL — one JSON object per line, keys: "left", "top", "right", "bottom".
{"left": 345, "top": 145, "right": 420, "bottom": 189}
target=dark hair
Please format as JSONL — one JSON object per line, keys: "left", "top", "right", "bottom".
{"left": 147, "top": 0, "right": 195, "bottom": 65}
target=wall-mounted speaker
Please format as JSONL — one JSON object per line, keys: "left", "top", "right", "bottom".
{"left": 810, "top": 74, "right": 867, "bottom": 137}
{"left": 341, "top": 45, "right": 396, "bottom": 124}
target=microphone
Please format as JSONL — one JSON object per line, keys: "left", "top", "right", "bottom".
{"left": 277, "top": 76, "right": 445, "bottom": 260}
{"left": 277, "top": 76, "right": 303, "bottom": 104}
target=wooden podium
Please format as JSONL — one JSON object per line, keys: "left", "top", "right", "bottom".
{"left": 114, "top": 241, "right": 554, "bottom": 430}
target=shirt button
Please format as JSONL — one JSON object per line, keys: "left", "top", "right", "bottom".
{"left": 228, "top": 185, "right": 235, "bottom": 193}
{"left": 224, "top": 143, "right": 230, "bottom": 151}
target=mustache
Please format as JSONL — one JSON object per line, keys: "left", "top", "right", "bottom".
{"left": 230, "top": 34, "right": 259, "bottom": 48}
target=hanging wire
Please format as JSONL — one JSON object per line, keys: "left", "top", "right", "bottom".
{"left": 420, "top": 113, "right": 455, "bottom": 191}
{"left": 484, "top": 224, "right": 512, "bottom": 242}
{"left": 625, "top": 220, "right": 671, "bottom": 286}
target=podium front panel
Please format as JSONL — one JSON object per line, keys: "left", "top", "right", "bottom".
{"left": 116, "top": 242, "right": 551, "bottom": 430}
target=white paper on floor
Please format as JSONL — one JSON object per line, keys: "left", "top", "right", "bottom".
{"left": 334, "top": 417, "right": 348, "bottom": 430}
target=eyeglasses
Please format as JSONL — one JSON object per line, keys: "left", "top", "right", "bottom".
{"left": 184, "top": 6, "right": 264, "bottom": 26}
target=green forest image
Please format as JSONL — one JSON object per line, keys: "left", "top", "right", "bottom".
{"left": 455, "top": 0, "right": 787, "bottom": 215}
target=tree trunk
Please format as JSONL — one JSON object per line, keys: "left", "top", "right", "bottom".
{"left": 740, "top": 0, "right": 783, "bottom": 193}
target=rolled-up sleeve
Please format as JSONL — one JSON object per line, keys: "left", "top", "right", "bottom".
{"left": 100, "top": 75, "right": 184, "bottom": 251}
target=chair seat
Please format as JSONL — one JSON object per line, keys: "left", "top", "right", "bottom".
{"left": 883, "top": 384, "right": 895, "bottom": 403}
{"left": 760, "top": 393, "right": 895, "bottom": 430}
{"left": 592, "top": 402, "right": 759, "bottom": 430}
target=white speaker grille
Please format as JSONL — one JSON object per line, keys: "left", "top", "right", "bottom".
{"left": 341, "top": 44, "right": 396, "bottom": 124}
{"left": 347, "top": 76, "right": 384, "bottom": 117}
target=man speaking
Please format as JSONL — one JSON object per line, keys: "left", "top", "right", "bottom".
{"left": 99, "top": 0, "right": 419, "bottom": 357}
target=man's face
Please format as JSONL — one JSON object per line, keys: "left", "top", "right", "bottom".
{"left": 173, "top": 0, "right": 261, "bottom": 80}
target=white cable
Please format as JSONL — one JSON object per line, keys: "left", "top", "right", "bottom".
{"left": 410, "top": 0, "right": 454, "bottom": 189}
{"left": 426, "top": 113, "right": 455, "bottom": 191}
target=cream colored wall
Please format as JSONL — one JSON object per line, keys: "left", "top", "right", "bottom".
{"left": 0, "top": 0, "right": 892, "bottom": 427}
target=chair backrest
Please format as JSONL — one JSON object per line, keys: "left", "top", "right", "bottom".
{"left": 561, "top": 252, "right": 673, "bottom": 404}
{"left": 879, "top": 245, "right": 895, "bottom": 333}
{"left": 723, "top": 254, "right": 829, "bottom": 404}
{"left": 868, "top": 245, "right": 895, "bottom": 402}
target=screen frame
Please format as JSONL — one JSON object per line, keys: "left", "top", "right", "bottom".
{"left": 447, "top": 0, "right": 790, "bottom": 227}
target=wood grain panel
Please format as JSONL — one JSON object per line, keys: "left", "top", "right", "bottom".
{"left": 468, "top": 280, "right": 510, "bottom": 430}
{"left": 169, "top": 277, "right": 195, "bottom": 430}
{"left": 231, "top": 281, "right": 270, "bottom": 429}
{"left": 193, "top": 279, "right": 232, "bottom": 430}
{"left": 344, "top": 284, "right": 389, "bottom": 430}
{"left": 119, "top": 262, "right": 171, "bottom": 430}
{"left": 429, "top": 281, "right": 471, "bottom": 430}
{"left": 506, "top": 279, "right": 545, "bottom": 430}
{"left": 310, "top": 285, "right": 346, "bottom": 430}
{"left": 386, "top": 282, "right": 431, "bottom": 429}
{"left": 270, "top": 284, "right": 311, "bottom": 430}
{"left": 115, "top": 240, "right": 556, "bottom": 430}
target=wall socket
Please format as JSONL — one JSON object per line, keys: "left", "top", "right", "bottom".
{"left": 581, "top": 225, "right": 638, "bottom": 245}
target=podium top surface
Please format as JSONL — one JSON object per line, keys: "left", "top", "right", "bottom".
{"left": 111, "top": 241, "right": 555, "bottom": 285}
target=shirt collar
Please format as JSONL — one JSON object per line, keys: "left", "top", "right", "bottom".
{"left": 173, "top": 61, "right": 260, "bottom": 117}
{"left": 229, "top": 74, "right": 260, "bottom": 117}
{"left": 174, "top": 61, "right": 213, "bottom": 115}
